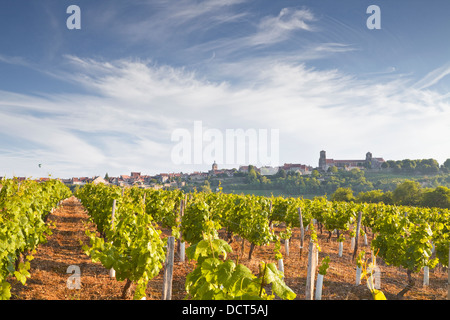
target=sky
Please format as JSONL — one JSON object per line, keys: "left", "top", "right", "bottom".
{"left": 1, "top": 0, "right": 450, "bottom": 178}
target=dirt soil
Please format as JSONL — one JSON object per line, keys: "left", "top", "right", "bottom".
{"left": 9, "top": 196, "right": 449, "bottom": 300}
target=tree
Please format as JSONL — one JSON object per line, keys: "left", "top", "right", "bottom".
{"left": 311, "top": 169, "right": 320, "bottom": 178}
{"left": 276, "top": 168, "right": 287, "bottom": 179}
{"left": 247, "top": 167, "right": 258, "bottom": 183}
{"left": 386, "top": 160, "right": 396, "bottom": 168}
{"left": 401, "top": 159, "right": 416, "bottom": 172}
{"left": 416, "top": 159, "right": 439, "bottom": 174}
{"left": 392, "top": 180, "right": 422, "bottom": 206}
{"left": 421, "top": 186, "right": 450, "bottom": 209}
{"left": 444, "top": 159, "right": 450, "bottom": 168}
{"left": 349, "top": 168, "right": 363, "bottom": 178}
{"left": 331, "top": 187, "right": 355, "bottom": 202}
{"left": 390, "top": 161, "right": 402, "bottom": 173}
{"left": 327, "top": 166, "right": 338, "bottom": 174}
{"left": 382, "top": 191, "right": 394, "bottom": 205}
{"left": 356, "top": 189, "right": 385, "bottom": 204}
{"left": 201, "top": 180, "right": 212, "bottom": 193}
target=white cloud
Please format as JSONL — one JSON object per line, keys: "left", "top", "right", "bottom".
{"left": 184, "top": 7, "right": 321, "bottom": 59}
{"left": 413, "top": 62, "right": 450, "bottom": 90}
{"left": 249, "top": 8, "right": 316, "bottom": 46}
{"left": 1, "top": 55, "right": 450, "bottom": 178}
{"left": 106, "top": 0, "right": 249, "bottom": 44}
{"left": 0, "top": 54, "right": 30, "bottom": 67}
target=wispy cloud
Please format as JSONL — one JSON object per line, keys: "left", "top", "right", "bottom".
{"left": 0, "top": 54, "right": 31, "bottom": 67}
{"left": 1, "top": 54, "right": 450, "bottom": 177}
{"left": 248, "top": 7, "right": 316, "bottom": 46}
{"left": 176, "top": 7, "right": 326, "bottom": 63}
{"left": 95, "top": 3, "right": 325, "bottom": 65}
{"left": 413, "top": 62, "right": 450, "bottom": 90}
{"left": 312, "top": 43, "right": 356, "bottom": 53}
{"left": 104, "top": 0, "right": 249, "bottom": 44}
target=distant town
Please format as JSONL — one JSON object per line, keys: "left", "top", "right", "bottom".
{"left": 2, "top": 151, "right": 387, "bottom": 190}
{"left": 41, "top": 161, "right": 315, "bottom": 190}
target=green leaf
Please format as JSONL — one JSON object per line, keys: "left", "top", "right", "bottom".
{"left": 216, "top": 259, "right": 235, "bottom": 285}
{"left": 371, "top": 289, "right": 387, "bottom": 300}
{"left": 225, "top": 264, "right": 254, "bottom": 289}
{"left": 14, "top": 269, "right": 30, "bottom": 285}
{"left": 0, "top": 281, "right": 11, "bottom": 300}
{"left": 264, "top": 263, "right": 296, "bottom": 300}
{"left": 201, "top": 258, "right": 221, "bottom": 283}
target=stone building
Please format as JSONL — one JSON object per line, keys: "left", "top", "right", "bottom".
{"left": 319, "top": 150, "right": 385, "bottom": 171}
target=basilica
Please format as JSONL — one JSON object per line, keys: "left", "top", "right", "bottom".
{"left": 318, "top": 150, "right": 385, "bottom": 171}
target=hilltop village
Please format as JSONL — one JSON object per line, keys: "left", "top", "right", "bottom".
{"left": 5, "top": 150, "right": 450, "bottom": 204}
{"left": 56, "top": 150, "right": 385, "bottom": 190}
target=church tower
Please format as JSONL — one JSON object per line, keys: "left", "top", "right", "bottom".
{"left": 212, "top": 161, "right": 218, "bottom": 171}
{"left": 319, "top": 150, "right": 327, "bottom": 170}
{"left": 365, "top": 152, "right": 373, "bottom": 169}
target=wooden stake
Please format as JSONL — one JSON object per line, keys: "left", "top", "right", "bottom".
{"left": 298, "top": 208, "right": 304, "bottom": 259}
{"left": 111, "top": 199, "right": 116, "bottom": 229}
{"left": 142, "top": 192, "right": 146, "bottom": 209}
{"left": 371, "top": 249, "right": 377, "bottom": 268}
{"left": 248, "top": 243, "right": 255, "bottom": 260}
{"left": 109, "top": 199, "right": 116, "bottom": 278}
{"left": 352, "top": 211, "right": 363, "bottom": 261}
{"left": 177, "top": 199, "right": 185, "bottom": 262}
{"left": 448, "top": 243, "right": 450, "bottom": 300}
{"left": 162, "top": 236, "right": 175, "bottom": 300}
{"left": 269, "top": 201, "right": 273, "bottom": 230}
{"left": 305, "top": 241, "right": 317, "bottom": 300}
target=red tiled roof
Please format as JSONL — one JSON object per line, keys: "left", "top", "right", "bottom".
{"left": 282, "top": 163, "right": 309, "bottom": 170}
{"left": 326, "top": 159, "right": 364, "bottom": 164}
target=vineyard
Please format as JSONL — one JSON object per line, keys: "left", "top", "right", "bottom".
{"left": 2, "top": 178, "right": 450, "bottom": 300}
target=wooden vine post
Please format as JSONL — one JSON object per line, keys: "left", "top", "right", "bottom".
{"left": 298, "top": 208, "right": 305, "bottom": 259}
{"left": 177, "top": 198, "right": 185, "bottom": 262}
{"left": 352, "top": 211, "right": 363, "bottom": 261}
{"left": 269, "top": 200, "right": 273, "bottom": 231}
{"left": 109, "top": 199, "right": 116, "bottom": 278}
{"left": 248, "top": 243, "right": 256, "bottom": 260}
{"left": 162, "top": 236, "right": 175, "bottom": 300}
{"left": 448, "top": 243, "right": 450, "bottom": 300}
{"left": 305, "top": 240, "right": 317, "bottom": 300}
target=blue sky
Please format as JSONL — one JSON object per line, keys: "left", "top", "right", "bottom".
{"left": 1, "top": 0, "right": 450, "bottom": 178}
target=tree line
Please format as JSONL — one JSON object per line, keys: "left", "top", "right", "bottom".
{"left": 381, "top": 158, "right": 448, "bottom": 174}
{"left": 331, "top": 181, "right": 450, "bottom": 209}
{"left": 188, "top": 158, "right": 450, "bottom": 206}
